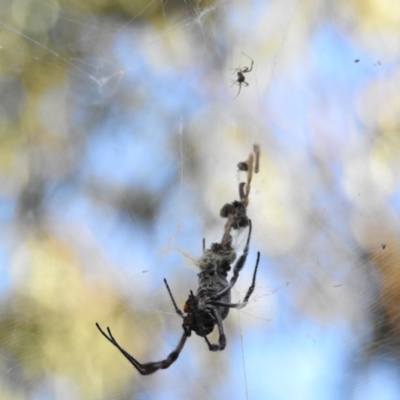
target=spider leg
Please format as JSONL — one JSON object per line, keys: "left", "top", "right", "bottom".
{"left": 210, "top": 300, "right": 247, "bottom": 309}
{"left": 232, "top": 83, "right": 242, "bottom": 100}
{"left": 209, "top": 309, "right": 226, "bottom": 351}
{"left": 164, "top": 278, "right": 184, "bottom": 318}
{"left": 96, "top": 323, "right": 146, "bottom": 367}
{"left": 95, "top": 323, "right": 188, "bottom": 375}
{"left": 241, "top": 52, "right": 254, "bottom": 73}
{"left": 242, "top": 251, "right": 260, "bottom": 303}
{"left": 200, "top": 309, "right": 226, "bottom": 351}
{"left": 211, "top": 220, "right": 252, "bottom": 300}
{"left": 210, "top": 251, "right": 260, "bottom": 309}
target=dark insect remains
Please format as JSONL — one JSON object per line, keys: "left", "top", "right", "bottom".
{"left": 231, "top": 53, "right": 254, "bottom": 99}
{"left": 96, "top": 146, "right": 260, "bottom": 375}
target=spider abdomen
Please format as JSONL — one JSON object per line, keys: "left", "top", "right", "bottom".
{"left": 196, "top": 271, "right": 231, "bottom": 320}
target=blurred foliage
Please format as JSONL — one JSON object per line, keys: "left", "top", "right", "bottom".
{"left": 0, "top": 232, "right": 146, "bottom": 398}
{"left": 0, "top": 1, "right": 214, "bottom": 398}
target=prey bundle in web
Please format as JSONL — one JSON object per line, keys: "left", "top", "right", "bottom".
{"left": 198, "top": 144, "right": 260, "bottom": 275}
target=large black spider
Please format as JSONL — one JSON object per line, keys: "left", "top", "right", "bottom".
{"left": 96, "top": 220, "right": 260, "bottom": 375}
{"left": 231, "top": 53, "right": 254, "bottom": 99}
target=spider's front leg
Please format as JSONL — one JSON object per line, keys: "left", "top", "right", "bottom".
{"left": 95, "top": 323, "right": 189, "bottom": 375}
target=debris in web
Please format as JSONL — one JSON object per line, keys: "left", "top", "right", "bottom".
{"left": 200, "top": 144, "right": 260, "bottom": 267}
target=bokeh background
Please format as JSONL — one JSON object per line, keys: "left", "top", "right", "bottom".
{"left": 1, "top": 0, "right": 400, "bottom": 399}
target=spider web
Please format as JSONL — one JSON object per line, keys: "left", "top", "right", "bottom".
{"left": 1, "top": 0, "right": 400, "bottom": 399}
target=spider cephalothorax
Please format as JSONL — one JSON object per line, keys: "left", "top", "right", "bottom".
{"left": 183, "top": 294, "right": 216, "bottom": 337}
{"left": 96, "top": 221, "right": 260, "bottom": 375}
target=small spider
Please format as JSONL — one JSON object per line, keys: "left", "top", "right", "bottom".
{"left": 231, "top": 53, "right": 254, "bottom": 99}
{"left": 96, "top": 221, "right": 260, "bottom": 375}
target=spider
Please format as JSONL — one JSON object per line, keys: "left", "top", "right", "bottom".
{"left": 231, "top": 53, "right": 254, "bottom": 99}
{"left": 96, "top": 220, "right": 260, "bottom": 375}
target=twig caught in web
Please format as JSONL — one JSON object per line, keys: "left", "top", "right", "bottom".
{"left": 219, "top": 144, "right": 260, "bottom": 247}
